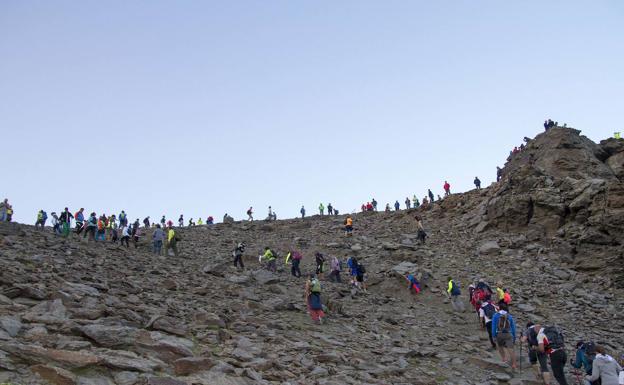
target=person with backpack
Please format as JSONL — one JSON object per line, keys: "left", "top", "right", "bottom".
{"left": 537, "top": 324, "right": 569, "bottom": 385}
{"left": 415, "top": 215, "right": 427, "bottom": 244}
{"left": 305, "top": 275, "right": 325, "bottom": 324}
{"left": 35, "top": 210, "right": 46, "bottom": 229}
{"left": 300, "top": 206, "right": 306, "bottom": 218}
{"left": 119, "top": 210, "right": 128, "bottom": 227}
{"left": 344, "top": 216, "right": 353, "bottom": 236}
{"left": 523, "top": 322, "right": 551, "bottom": 384}
{"left": 261, "top": 247, "right": 276, "bottom": 272}
{"left": 83, "top": 212, "right": 97, "bottom": 242}
{"left": 315, "top": 252, "right": 325, "bottom": 278}
{"left": 428, "top": 189, "right": 435, "bottom": 203}
{"left": 479, "top": 300, "right": 498, "bottom": 350}
{"left": 371, "top": 198, "right": 378, "bottom": 211}
{"left": 59, "top": 207, "right": 74, "bottom": 237}
{"left": 329, "top": 255, "right": 341, "bottom": 282}
{"left": 474, "top": 177, "right": 481, "bottom": 190}
{"left": 73, "top": 208, "right": 84, "bottom": 234}
{"left": 447, "top": 277, "right": 465, "bottom": 312}
{"left": 233, "top": 242, "right": 245, "bottom": 270}
{"left": 120, "top": 225, "right": 130, "bottom": 248}
{"left": 166, "top": 225, "right": 179, "bottom": 256}
{"left": 246, "top": 207, "right": 253, "bottom": 221}
{"left": 143, "top": 217, "right": 150, "bottom": 228}
{"left": 394, "top": 200, "right": 400, "bottom": 211}
{"left": 571, "top": 341, "right": 596, "bottom": 384}
{"left": 110, "top": 218, "right": 119, "bottom": 243}
{"left": 152, "top": 224, "right": 165, "bottom": 255}
{"left": 355, "top": 261, "right": 366, "bottom": 291}
{"left": 586, "top": 345, "right": 622, "bottom": 385}
{"left": 405, "top": 273, "right": 421, "bottom": 295}
{"left": 96, "top": 215, "right": 106, "bottom": 241}
{"left": 491, "top": 303, "right": 517, "bottom": 370}
{"left": 289, "top": 250, "right": 302, "bottom": 277}
{"left": 51, "top": 212, "right": 61, "bottom": 235}
{"left": 347, "top": 256, "right": 359, "bottom": 286}
{"left": 327, "top": 203, "right": 333, "bottom": 215}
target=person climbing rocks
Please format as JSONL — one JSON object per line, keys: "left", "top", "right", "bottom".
{"left": 166, "top": 224, "right": 179, "bottom": 257}
{"left": 84, "top": 212, "right": 97, "bottom": 242}
{"left": 347, "top": 256, "right": 358, "bottom": 286}
{"left": 327, "top": 203, "right": 333, "bottom": 215}
{"left": 59, "top": 207, "right": 74, "bottom": 237}
{"left": 344, "top": 215, "right": 353, "bottom": 236}
{"left": 474, "top": 177, "right": 481, "bottom": 190}
{"left": 51, "top": 212, "right": 61, "bottom": 235}
{"left": 305, "top": 274, "right": 325, "bottom": 324}
{"left": 371, "top": 198, "right": 378, "bottom": 211}
{"left": 109, "top": 216, "right": 118, "bottom": 243}
{"left": 585, "top": 345, "right": 622, "bottom": 385}
{"left": 479, "top": 300, "right": 498, "bottom": 350}
{"left": 233, "top": 242, "right": 245, "bottom": 270}
{"left": 415, "top": 215, "right": 427, "bottom": 244}
{"left": 523, "top": 322, "right": 550, "bottom": 385}
{"left": 247, "top": 207, "right": 253, "bottom": 221}
{"left": 319, "top": 203, "right": 324, "bottom": 216}
{"left": 5, "top": 204, "right": 13, "bottom": 222}
{"left": 289, "top": 249, "right": 302, "bottom": 277}
{"left": 143, "top": 217, "right": 150, "bottom": 228}
{"left": 355, "top": 260, "right": 366, "bottom": 291}
{"left": 300, "top": 206, "right": 306, "bottom": 218}
{"left": 152, "top": 224, "right": 164, "bottom": 255}
{"left": 96, "top": 215, "right": 106, "bottom": 241}
{"left": 315, "top": 252, "right": 325, "bottom": 279}
{"left": 394, "top": 200, "right": 400, "bottom": 211}
{"left": 405, "top": 197, "right": 411, "bottom": 209}
{"left": 537, "top": 325, "right": 568, "bottom": 385}
{"left": 261, "top": 247, "right": 276, "bottom": 272}
{"left": 496, "top": 166, "right": 502, "bottom": 182}
{"left": 178, "top": 214, "right": 184, "bottom": 227}
{"left": 571, "top": 341, "right": 596, "bottom": 383}
{"left": 447, "top": 277, "right": 465, "bottom": 312}
{"left": 491, "top": 303, "right": 517, "bottom": 370}
{"left": 0, "top": 199, "right": 8, "bottom": 222}
{"left": 428, "top": 189, "right": 434, "bottom": 203}
{"left": 132, "top": 224, "right": 141, "bottom": 248}
{"left": 120, "top": 224, "right": 131, "bottom": 248}
{"left": 405, "top": 273, "right": 421, "bottom": 295}
{"left": 35, "top": 210, "right": 47, "bottom": 229}
{"left": 329, "top": 255, "right": 341, "bottom": 282}
{"left": 443, "top": 181, "right": 451, "bottom": 196}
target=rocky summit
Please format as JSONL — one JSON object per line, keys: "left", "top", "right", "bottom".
{"left": 1, "top": 127, "right": 622, "bottom": 385}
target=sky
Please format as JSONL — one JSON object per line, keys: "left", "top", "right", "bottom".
{"left": 1, "top": 1, "right": 623, "bottom": 224}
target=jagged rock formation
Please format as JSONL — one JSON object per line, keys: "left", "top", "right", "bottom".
{"left": 1, "top": 127, "right": 623, "bottom": 385}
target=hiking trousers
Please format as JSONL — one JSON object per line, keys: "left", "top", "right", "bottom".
{"left": 84, "top": 226, "right": 96, "bottom": 241}
{"left": 485, "top": 321, "right": 496, "bottom": 348}
{"left": 329, "top": 270, "right": 341, "bottom": 283}
{"left": 291, "top": 259, "right": 301, "bottom": 277}
{"left": 234, "top": 254, "right": 244, "bottom": 269}
{"left": 121, "top": 236, "right": 130, "bottom": 248}
{"left": 153, "top": 240, "right": 162, "bottom": 255}
{"left": 549, "top": 349, "right": 568, "bottom": 385}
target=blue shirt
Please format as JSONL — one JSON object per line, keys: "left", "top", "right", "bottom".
{"left": 491, "top": 311, "right": 516, "bottom": 341}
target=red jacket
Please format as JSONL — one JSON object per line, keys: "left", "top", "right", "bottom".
{"left": 444, "top": 183, "right": 450, "bottom": 191}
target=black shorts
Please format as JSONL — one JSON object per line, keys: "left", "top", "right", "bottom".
{"left": 528, "top": 349, "right": 548, "bottom": 373}
{"left": 345, "top": 225, "right": 353, "bottom": 232}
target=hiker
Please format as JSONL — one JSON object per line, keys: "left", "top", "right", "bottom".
{"left": 305, "top": 275, "right": 325, "bottom": 324}
{"left": 51, "top": 212, "right": 61, "bottom": 235}
{"left": 0, "top": 199, "right": 7, "bottom": 221}
{"left": 347, "top": 256, "right": 358, "bottom": 286}
{"left": 385, "top": 203, "right": 391, "bottom": 212}
{"left": 152, "top": 224, "right": 164, "bottom": 255}
{"left": 132, "top": 224, "right": 141, "bottom": 248}
{"left": 422, "top": 197, "right": 429, "bottom": 206}
{"left": 268, "top": 206, "right": 273, "bottom": 220}
{"left": 59, "top": 207, "right": 74, "bottom": 237}
{"left": 160, "top": 215, "right": 166, "bottom": 227}
{"left": 119, "top": 210, "right": 128, "bottom": 227}
{"left": 329, "top": 255, "right": 341, "bottom": 282}
{"left": 247, "top": 207, "right": 253, "bottom": 221}
{"left": 143, "top": 217, "right": 150, "bottom": 228}
{"left": 319, "top": 203, "right": 324, "bottom": 215}
{"left": 447, "top": 277, "right": 465, "bottom": 312}
{"left": 366, "top": 202, "right": 373, "bottom": 211}
{"left": 428, "top": 189, "right": 434, "bottom": 203}
{"left": 344, "top": 215, "right": 353, "bottom": 236}
{"left": 522, "top": 322, "right": 551, "bottom": 383}
{"left": 412, "top": 195, "right": 418, "bottom": 208}
{"left": 537, "top": 324, "right": 568, "bottom": 385}
{"left": 405, "top": 273, "right": 421, "bottom": 295}
{"left": 405, "top": 197, "right": 411, "bottom": 209}
{"left": 96, "top": 215, "right": 106, "bottom": 241}
{"left": 233, "top": 242, "right": 245, "bottom": 270}
{"left": 586, "top": 345, "right": 622, "bottom": 385}
{"left": 355, "top": 260, "right": 366, "bottom": 291}
{"left": 496, "top": 166, "right": 502, "bottom": 182}
{"left": 300, "top": 206, "right": 306, "bottom": 218}
{"left": 35, "top": 210, "right": 47, "bottom": 229}
{"left": 474, "top": 177, "right": 481, "bottom": 189}
{"left": 261, "top": 247, "right": 276, "bottom": 272}
{"left": 334, "top": 208, "right": 339, "bottom": 215}
{"left": 197, "top": 218, "right": 203, "bottom": 225}
{"left": 491, "top": 303, "right": 517, "bottom": 370}
{"left": 371, "top": 198, "right": 378, "bottom": 211}
{"left": 207, "top": 216, "right": 214, "bottom": 225}
{"left": 289, "top": 250, "right": 302, "bottom": 277}
{"left": 479, "top": 300, "right": 498, "bottom": 349}
{"left": 188, "top": 218, "right": 194, "bottom": 226}
{"left": 327, "top": 203, "right": 333, "bottom": 215}
{"left": 166, "top": 225, "right": 179, "bottom": 256}
{"left": 83, "top": 212, "right": 97, "bottom": 242}
{"left": 415, "top": 215, "right": 427, "bottom": 244}
{"left": 443, "top": 181, "right": 451, "bottom": 196}
{"left": 394, "top": 200, "right": 400, "bottom": 211}
{"left": 110, "top": 218, "right": 119, "bottom": 243}
{"left": 120, "top": 225, "right": 131, "bottom": 248}
{"left": 571, "top": 341, "right": 596, "bottom": 384}
{"left": 495, "top": 281, "right": 506, "bottom": 306}
{"left": 315, "top": 252, "right": 325, "bottom": 278}
{"left": 178, "top": 215, "right": 184, "bottom": 227}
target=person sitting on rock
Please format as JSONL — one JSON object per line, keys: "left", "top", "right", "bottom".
{"left": 422, "top": 197, "right": 428, "bottom": 206}
{"left": 315, "top": 252, "right": 325, "bottom": 279}
{"left": 474, "top": 176, "right": 481, "bottom": 190}
{"left": 233, "top": 242, "right": 245, "bottom": 270}
{"left": 491, "top": 303, "right": 518, "bottom": 370}
{"left": 366, "top": 202, "right": 374, "bottom": 211}
{"left": 405, "top": 273, "right": 421, "bottom": 295}
{"left": 305, "top": 275, "right": 325, "bottom": 324}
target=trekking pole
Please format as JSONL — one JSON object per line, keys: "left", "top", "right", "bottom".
{"left": 519, "top": 341, "right": 522, "bottom": 373}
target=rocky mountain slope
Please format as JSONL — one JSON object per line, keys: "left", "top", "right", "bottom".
{"left": 1, "top": 127, "right": 622, "bottom": 385}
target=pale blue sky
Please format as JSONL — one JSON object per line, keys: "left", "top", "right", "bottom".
{"left": 2, "top": 1, "right": 623, "bottom": 224}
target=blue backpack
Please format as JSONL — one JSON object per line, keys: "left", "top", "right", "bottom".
{"left": 451, "top": 280, "right": 461, "bottom": 296}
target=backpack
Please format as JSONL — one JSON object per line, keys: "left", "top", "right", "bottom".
{"left": 357, "top": 263, "right": 366, "bottom": 274}
{"left": 482, "top": 303, "right": 497, "bottom": 319}
{"left": 450, "top": 280, "right": 461, "bottom": 296}
{"left": 543, "top": 326, "right": 565, "bottom": 350}
{"left": 247, "top": 209, "right": 252, "bottom": 215}
{"left": 497, "top": 313, "right": 510, "bottom": 333}
{"left": 310, "top": 279, "right": 321, "bottom": 293}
